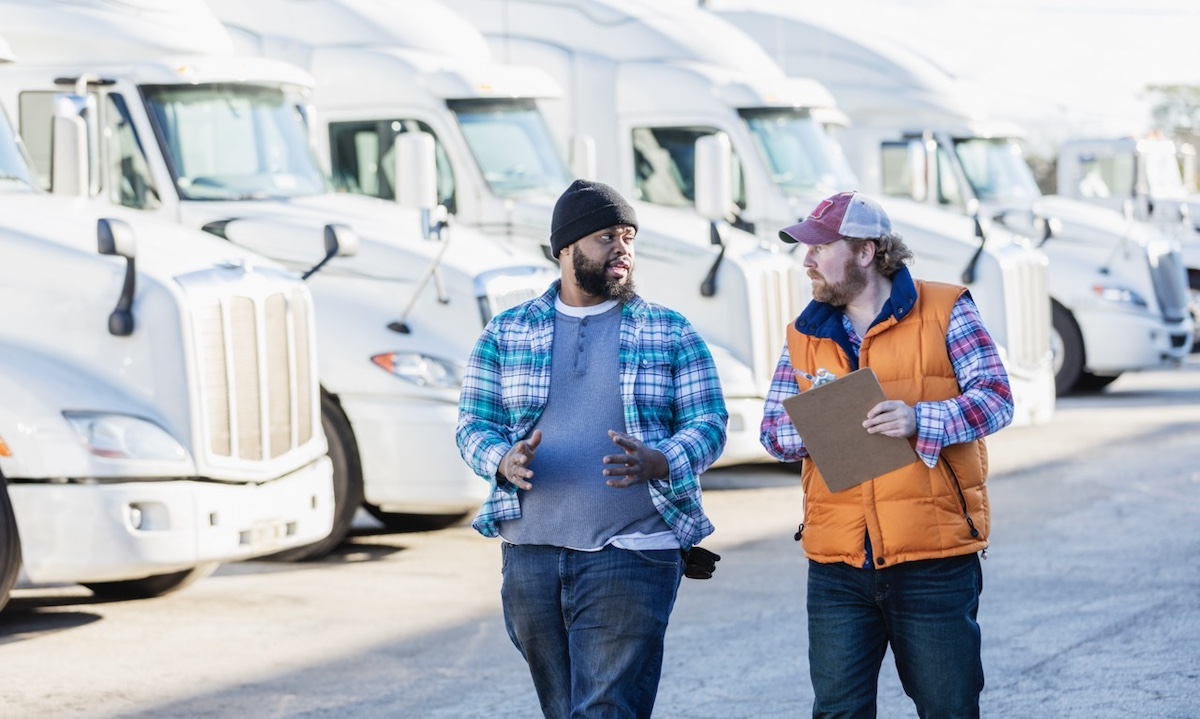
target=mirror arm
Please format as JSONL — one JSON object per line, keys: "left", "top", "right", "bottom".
{"left": 961, "top": 215, "right": 986, "bottom": 285}
{"left": 108, "top": 257, "right": 136, "bottom": 336}
{"left": 700, "top": 222, "right": 727, "bottom": 297}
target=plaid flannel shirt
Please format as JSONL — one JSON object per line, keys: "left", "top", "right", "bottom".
{"left": 760, "top": 269, "right": 1013, "bottom": 467}
{"left": 456, "top": 281, "right": 727, "bottom": 550}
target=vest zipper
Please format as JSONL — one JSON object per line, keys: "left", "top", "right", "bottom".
{"left": 942, "top": 460, "right": 981, "bottom": 541}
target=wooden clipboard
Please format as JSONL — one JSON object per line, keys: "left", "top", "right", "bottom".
{"left": 782, "top": 367, "right": 918, "bottom": 493}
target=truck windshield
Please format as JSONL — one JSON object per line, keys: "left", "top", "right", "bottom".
{"left": 142, "top": 83, "right": 328, "bottom": 201}
{"left": 0, "top": 106, "right": 38, "bottom": 191}
{"left": 739, "top": 108, "right": 856, "bottom": 198}
{"left": 952, "top": 137, "right": 1041, "bottom": 203}
{"left": 447, "top": 99, "right": 570, "bottom": 199}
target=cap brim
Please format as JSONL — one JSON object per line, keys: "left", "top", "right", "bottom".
{"left": 778, "top": 222, "right": 839, "bottom": 246}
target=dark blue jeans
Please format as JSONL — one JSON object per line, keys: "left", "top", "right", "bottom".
{"left": 500, "top": 542, "right": 684, "bottom": 719}
{"left": 807, "top": 553, "right": 985, "bottom": 719}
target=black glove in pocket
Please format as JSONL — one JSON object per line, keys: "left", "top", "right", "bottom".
{"left": 681, "top": 546, "right": 721, "bottom": 579}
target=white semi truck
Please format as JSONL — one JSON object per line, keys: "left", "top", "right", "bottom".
{"left": 1056, "top": 134, "right": 1200, "bottom": 349}
{"left": 0, "top": 0, "right": 557, "bottom": 558}
{"left": 206, "top": 0, "right": 812, "bottom": 465}
{"left": 709, "top": 3, "right": 1194, "bottom": 393}
{"left": 439, "top": 0, "right": 1056, "bottom": 425}
{"left": 0, "top": 36, "right": 334, "bottom": 611}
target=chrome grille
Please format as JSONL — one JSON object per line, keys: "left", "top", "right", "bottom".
{"left": 196, "top": 286, "right": 316, "bottom": 462}
{"left": 476, "top": 267, "right": 554, "bottom": 325}
{"left": 754, "top": 261, "right": 810, "bottom": 390}
{"left": 1004, "top": 255, "right": 1051, "bottom": 370}
{"left": 1147, "top": 243, "right": 1188, "bottom": 323}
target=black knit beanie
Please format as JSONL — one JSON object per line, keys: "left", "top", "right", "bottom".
{"left": 550, "top": 179, "right": 638, "bottom": 258}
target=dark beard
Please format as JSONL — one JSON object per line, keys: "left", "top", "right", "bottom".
{"left": 811, "top": 255, "right": 868, "bottom": 306}
{"left": 572, "top": 250, "right": 636, "bottom": 302}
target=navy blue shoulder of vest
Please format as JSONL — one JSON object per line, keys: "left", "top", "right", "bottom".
{"left": 795, "top": 302, "right": 838, "bottom": 338}
{"left": 889, "top": 267, "right": 919, "bottom": 321}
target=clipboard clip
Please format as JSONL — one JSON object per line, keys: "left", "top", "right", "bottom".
{"left": 798, "top": 368, "right": 837, "bottom": 388}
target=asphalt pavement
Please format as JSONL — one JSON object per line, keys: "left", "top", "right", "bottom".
{"left": 2, "top": 361, "right": 1199, "bottom": 719}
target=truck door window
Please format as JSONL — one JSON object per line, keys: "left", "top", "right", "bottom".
{"left": 105, "top": 94, "right": 162, "bottom": 210}
{"left": 881, "top": 142, "right": 917, "bottom": 199}
{"left": 632, "top": 125, "right": 746, "bottom": 210}
{"left": 328, "top": 119, "right": 456, "bottom": 213}
{"left": 1076, "top": 155, "right": 1125, "bottom": 199}
{"left": 16, "top": 91, "right": 55, "bottom": 190}
{"left": 936, "top": 146, "right": 964, "bottom": 207}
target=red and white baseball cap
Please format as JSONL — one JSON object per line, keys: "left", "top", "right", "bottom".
{"left": 778, "top": 191, "right": 892, "bottom": 246}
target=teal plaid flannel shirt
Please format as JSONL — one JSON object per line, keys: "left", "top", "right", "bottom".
{"left": 455, "top": 281, "right": 727, "bottom": 549}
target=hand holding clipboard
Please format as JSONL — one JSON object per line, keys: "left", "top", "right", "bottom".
{"left": 781, "top": 368, "right": 918, "bottom": 493}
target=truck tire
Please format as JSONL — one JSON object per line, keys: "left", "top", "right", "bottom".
{"left": 1188, "top": 270, "right": 1200, "bottom": 353}
{"left": 267, "top": 393, "right": 364, "bottom": 561}
{"left": 1073, "top": 371, "right": 1120, "bottom": 393}
{"left": 0, "top": 478, "right": 23, "bottom": 614}
{"left": 364, "top": 505, "right": 468, "bottom": 533}
{"left": 83, "top": 562, "right": 218, "bottom": 600}
{"left": 1050, "top": 301, "right": 1085, "bottom": 395}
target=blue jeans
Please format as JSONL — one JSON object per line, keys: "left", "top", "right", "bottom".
{"left": 500, "top": 542, "right": 684, "bottom": 719}
{"left": 806, "top": 553, "right": 984, "bottom": 719}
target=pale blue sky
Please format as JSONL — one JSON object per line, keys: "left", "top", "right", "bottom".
{"left": 819, "top": 0, "right": 1200, "bottom": 152}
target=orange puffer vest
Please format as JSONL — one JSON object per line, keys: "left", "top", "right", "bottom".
{"left": 787, "top": 280, "right": 988, "bottom": 568}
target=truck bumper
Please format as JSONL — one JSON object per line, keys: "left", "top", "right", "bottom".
{"left": 1077, "top": 310, "right": 1192, "bottom": 374}
{"left": 340, "top": 395, "right": 489, "bottom": 514}
{"left": 1006, "top": 361, "right": 1057, "bottom": 427}
{"left": 11, "top": 456, "right": 334, "bottom": 584}
{"left": 711, "top": 396, "right": 773, "bottom": 468}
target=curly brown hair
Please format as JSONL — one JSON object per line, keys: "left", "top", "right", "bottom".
{"left": 846, "top": 233, "right": 913, "bottom": 278}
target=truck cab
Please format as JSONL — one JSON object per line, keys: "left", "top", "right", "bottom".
{"left": 0, "top": 0, "right": 557, "bottom": 557}
{"left": 441, "top": 0, "right": 1056, "bottom": 424}
{"left": 0, "top": 34, "right": 334, "bottom": 610}
{"left": 710, "top": 4, "right": 1192, "bottom": 393}
{"left": 1057, "top": 135, "right": 1200, "bottom": 349}
{"left": 206, "top": 0, "right": 816, "bottom": 466}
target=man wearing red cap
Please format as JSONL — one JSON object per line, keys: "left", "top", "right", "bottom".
{"left": 760, "top": 191, "right": 1014, "bottom": 718}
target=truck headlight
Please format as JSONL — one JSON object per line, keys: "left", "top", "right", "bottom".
{"left": 63, "top": 412, "right": 190, "bottom": 461}
{"left": 370, "top": 352, "right": 463, "bottom": 389}
{"left": 1090, "top": 284, "right": 1148, "bottom": 308}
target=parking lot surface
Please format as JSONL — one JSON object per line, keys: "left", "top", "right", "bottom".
{"left": 3, "top": 361, "right": 1200, "bottom": 719}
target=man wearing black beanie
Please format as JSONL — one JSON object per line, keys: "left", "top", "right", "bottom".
{"left": 550, "top": 178, "right": 640, "bottom": 259}
{"left": 457, "top": 179, "right": 728, "bottom": 719}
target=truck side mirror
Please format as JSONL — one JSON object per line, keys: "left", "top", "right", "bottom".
{"left": 906, "top": 139, "right": 929, "bottom": 203}
{"left": 324, "top": 223, "right": 358, "bottom": 259}
{"left": 570, "top": 135, "right": 597, "bottom": 180}
{"left": 394, "top": 131, "right": 438, "bottom": 211}
{"left": 694, "top": 133, "right": 733, "bottom": 224}
{"left": 302, "top": 223, "right": 359, "bottom": 280}
{"left": 51, "top": 95, "right": 92, "bottom": 196}
{"left": 394, "top": 131, "right": 447, "bottom": 241}
{"left": 97, "top": 218, "right": 137, "bottom": 336}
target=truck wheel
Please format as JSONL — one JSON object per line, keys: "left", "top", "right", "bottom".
{"left": 1188, "top": 271, "right": 1200, "bottom": 353}
{"left": 83, "top": 562, "right": 218, "bottom": 600}
{"left": 1, "top": 478, "right": 23, "bottom": 614}
{"left": 267, "top": 393, "right": 364, "bottom": 561}
{"left": 364, "top": 505, "right": 468, "bottom": 533}
{"left": 1050, "top": 301, "right": 1085, "bottom": 395}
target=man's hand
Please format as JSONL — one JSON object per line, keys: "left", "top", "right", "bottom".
{"left": 498, "top": 429, "right": 542, "bottom": 491}
{"left": 602, "top": 430, "right": 669, "bottom": 488}
{"left": 863, "top": 400, "right": 916, "bottom": 438}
